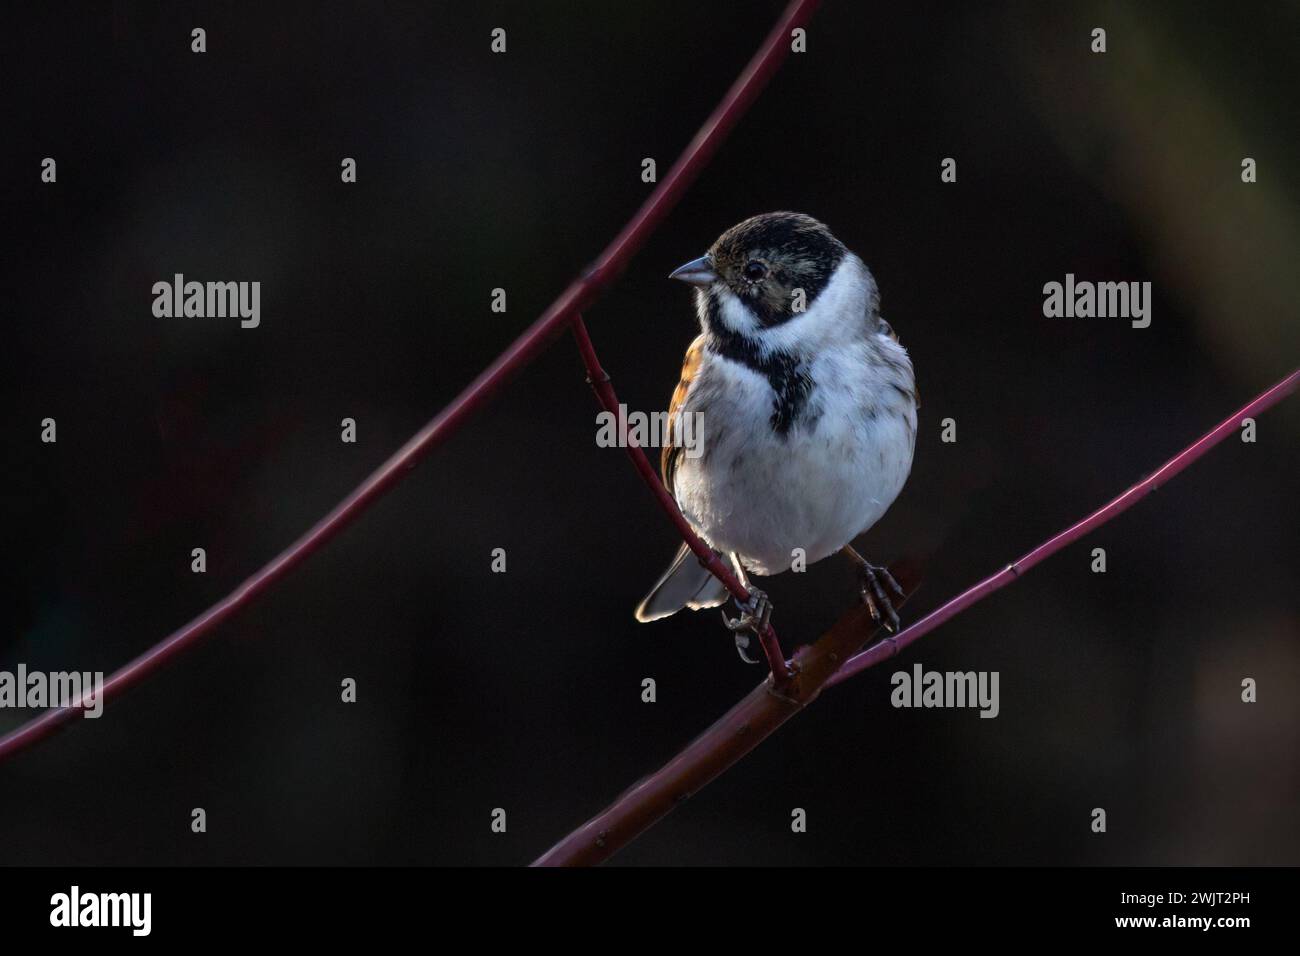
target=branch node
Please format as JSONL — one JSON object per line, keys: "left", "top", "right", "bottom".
{"left": 581, "top": 261, "right": 610, "bottom": 289}
{"left": 765, "top": 672, "right": 803, "bottom": 707}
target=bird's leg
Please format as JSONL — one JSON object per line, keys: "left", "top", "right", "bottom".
{"left": 842, "top": 544, "right": 904, "bottom": 633}
{"left": 719, "top": 557, "right": 772, "bottom": 664}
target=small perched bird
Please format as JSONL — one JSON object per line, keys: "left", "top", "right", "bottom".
{"left": 634, "top": 212, "right": 918, "bottom": 662}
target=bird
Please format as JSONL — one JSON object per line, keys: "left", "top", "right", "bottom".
{"left": 634, "top": 212, "right": 918, "bottom": 663}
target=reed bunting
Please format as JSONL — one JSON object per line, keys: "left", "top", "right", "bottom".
{"left": 634, "top": 212, "right": 918, "bottom": 662}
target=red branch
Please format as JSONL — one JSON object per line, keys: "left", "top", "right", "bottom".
{"left": 532, "top": 368, "right": 1297, "bottom": 865}
{"left": 825, "top": 366, "right": 1299, "bottom": 688}
{"left": 532, "top": 567, "right": 921, "bottom": 867}
{"left": 0, "top": 0, "right": 821, "bottom": 762}
{"left": 571, "top": 316, "right": 789, "bottom": 679}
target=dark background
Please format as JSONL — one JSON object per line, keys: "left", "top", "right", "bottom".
{"left": 2, "top": 0, "right": 1296, "bottom": 866}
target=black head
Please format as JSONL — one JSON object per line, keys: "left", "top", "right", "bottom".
{"left": 670, "top": 212, "right": 848, "bottom": 327}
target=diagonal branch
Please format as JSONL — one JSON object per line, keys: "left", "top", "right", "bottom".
{"left": 532, "top": 568, "right": 920, "bottom": 867}
{"left": 532, "top": 368, "right": 1298, "bottom": 865}
{"left": 825, "top": 366, "right": 1299, "bottom": 688}
{"left": 0, "top": 0, "right": 821, "bottom": 764}
{"left": 571, "top": 315, "right": 790, "bottom": 680}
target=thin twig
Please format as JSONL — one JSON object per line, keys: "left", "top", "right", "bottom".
{"left": 826, "top": 366, "right": 1298, "bottom": 688}
{"left": 0, "top": 0, "right": 822, "bottom": 763}
{"left": 532, "top": 369, "right": 1297, "bottom": 865}
{"left": 571, "top": 315, "right": 790, "bottom": 680}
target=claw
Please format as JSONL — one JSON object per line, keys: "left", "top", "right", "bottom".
{"left": 856, "top": 562, "right": 901, "bottom": 633}
{"left": 879, "top": 566, "right": 905, "bottom": 599}
{"left": 729, "top": 628, "right": 762, "bottom": 664}
{"left": 721, "top": 588, "right": 772, "bottom": 664}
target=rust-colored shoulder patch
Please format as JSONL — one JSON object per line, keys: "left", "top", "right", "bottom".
{"left": 662, "top": 335, "right": 707, "bottom": 492}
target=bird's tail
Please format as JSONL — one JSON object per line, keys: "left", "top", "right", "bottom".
{"left": 634, "top": 543, "right": 731, "bottom": 622}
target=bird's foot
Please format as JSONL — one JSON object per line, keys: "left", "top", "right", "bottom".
{"left": 721, "top": 588, "right": 772, "bottom": 664}
{"left": 855, "top": 561, "right": 904, "bottom": 633}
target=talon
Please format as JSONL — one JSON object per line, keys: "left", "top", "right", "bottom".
{"left": 880, "top": 566, "right": 905, "bottom": 599}
{"left": 855, "top": 562, "right": 901, "bottom": 633}
{"left": 721, "top": 588, "right": 772, "bottom": 664}
{"left": 729, "top": 627, "right": 762, "bottom": 664}
{"left": 859, "top": 585, "right": 881, "bottom": 623}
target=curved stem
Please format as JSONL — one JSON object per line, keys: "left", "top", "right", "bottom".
{"left": 0, "top": 0, "right": 822, "bottom": 764}
{"left": 570, "top": 315, "right": 791, "bottom": 681}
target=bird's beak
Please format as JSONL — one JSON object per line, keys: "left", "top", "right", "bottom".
{"left": 669, "top": 255, "right": 717, "bottom": 287}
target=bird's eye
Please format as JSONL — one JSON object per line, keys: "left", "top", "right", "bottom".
{"left": 743, "top": 261, "right": 767, "bottom": 281}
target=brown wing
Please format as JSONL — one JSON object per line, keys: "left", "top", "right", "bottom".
{"left": 661, "top": 335, "right": 707, "bottom": 496}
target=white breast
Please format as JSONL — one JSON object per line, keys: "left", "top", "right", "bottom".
{"left": 673, "top": 260, "right": 916, "bottom": 577}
